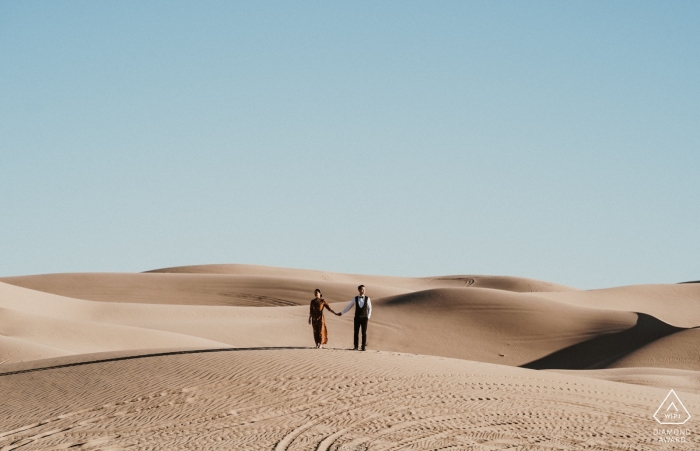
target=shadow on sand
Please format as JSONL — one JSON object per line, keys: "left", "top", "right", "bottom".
{"left": 521, "top": 313, "right": 686, "bottom": 370}
{"left": 0, "top": 347, "right": 316, "bottom": 377}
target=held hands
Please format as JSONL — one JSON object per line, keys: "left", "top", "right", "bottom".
{"left": 336, "top": 312, "right": 342, "bottom": 316}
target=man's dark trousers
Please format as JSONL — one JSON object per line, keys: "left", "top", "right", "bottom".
{"left": 354, "top": 317, "right": 368, "bottom": 349}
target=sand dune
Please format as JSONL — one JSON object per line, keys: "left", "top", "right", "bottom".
{"left": 534, "top": 283, "right": 700, "bottom": 328}
{"left": 0, "top": 265, "right": 577, "bottom": 306}
{"left": 1, "top": 264, "right": 699, "bottom": 449}
{"left": 0, "top": 272, "right": 409, "bottom": 306}
{"left": 0, "top": 283, "right": 231, "bottom": 365}
{"left": 372, "top": 287, "right": 641, "bottom": 367}
{"left": 0, "top": 281, "right": 305, "bottom": 363}
{"left": 0, "top": 280, "right": 670, "bottom": 369}
{"left": 0, "top": 266, "right": 696, "bottom": 371}
{"left": 1, "top": 348, "right": 697, "bottom": 450}
{"left": 148, "top": 264, "right": 579, "bottom": 292}
{"left": 606, "top": 328, "right": 700, "bottom": 371}
{"left": 0, "top": 304, "right": 227, "bottom": 357}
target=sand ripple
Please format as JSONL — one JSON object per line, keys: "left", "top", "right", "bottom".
{"left": 1, "top": 349, "right": 695, "bottom": 450}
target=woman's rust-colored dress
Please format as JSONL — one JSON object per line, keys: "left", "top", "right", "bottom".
{"left": 309, "top": 298, "right": 336, "bottom": 345}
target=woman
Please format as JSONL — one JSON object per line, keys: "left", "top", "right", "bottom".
{"left": 308, "top": 288, "right": 339, "bottom": 349}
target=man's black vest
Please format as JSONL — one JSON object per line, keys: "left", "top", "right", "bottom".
{"left": 354, "top": 296, "right": 369, "bottom": 318}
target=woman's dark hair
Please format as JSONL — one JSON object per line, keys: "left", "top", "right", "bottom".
{"left": 314, "top": 288, "right": 322, "bottom": 296}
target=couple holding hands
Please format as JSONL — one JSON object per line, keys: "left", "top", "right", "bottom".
{"left": 308, "top": 285, "right": 371, "bottom": 351}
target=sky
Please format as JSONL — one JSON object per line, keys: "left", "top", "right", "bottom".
{"left": 1, "top": 1, "right": 698, "bottom": 288}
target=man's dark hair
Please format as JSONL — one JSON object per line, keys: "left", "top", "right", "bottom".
{"left": 358, "top": 284, "right": 365, "bottom": 290}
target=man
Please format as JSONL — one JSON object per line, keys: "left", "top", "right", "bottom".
{"left": 338, "top": 284, "right": 372, "bottom": 351}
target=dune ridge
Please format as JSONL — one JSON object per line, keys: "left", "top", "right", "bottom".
{"left": 146, "top": 263, "right": 579, "bottom": 293}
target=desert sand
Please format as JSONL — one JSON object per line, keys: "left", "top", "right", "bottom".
{"left": 0, "top": 265, "right": 698, "bottom": 449}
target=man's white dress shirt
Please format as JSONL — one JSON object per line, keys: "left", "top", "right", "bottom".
{"left": 340, "top": 296, "right": 372, "bottom": 319}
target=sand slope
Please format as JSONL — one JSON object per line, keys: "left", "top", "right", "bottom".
{"left": 148, "top": 264, "right": 579, "bottom": 292}
{"left": 0, "top": 303, "right": 228, "bottom": 365}
{"left": 1, "top": 349, "right": 697, "bottom": 450}
{"left": 0, "top": 272, "right": 411, "bottom": 306}
{"left": 534, "top": 284, "right": 700, "bottom": 328}
{"left": 372, "top": 288, "right": 640, "bottom": 367}
{"left": 553, "top": 367, "right": 700, "bottom": 395}
{"left": 0, "top": 265, "right": 577, "bottom": 306}
{"left": 607, "top": 328, "right": 700, "bottom": 371}
{"left": 0, "top": 281, "right": 665, "bottom": 369}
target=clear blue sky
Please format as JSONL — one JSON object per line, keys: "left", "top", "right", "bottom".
{"left": 1, "top": 1, "right": 698, "bottom": 288}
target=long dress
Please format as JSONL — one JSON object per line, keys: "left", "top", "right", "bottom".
{"left": 309, "top": 298, "right": 335, "bottom": 345}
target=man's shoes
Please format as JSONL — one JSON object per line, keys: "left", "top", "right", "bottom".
{"left": 360, "top": 347, "right": 366, "bottom": 351}
{"left": 352, "top": 347, "right": 358, "bottom": 351}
